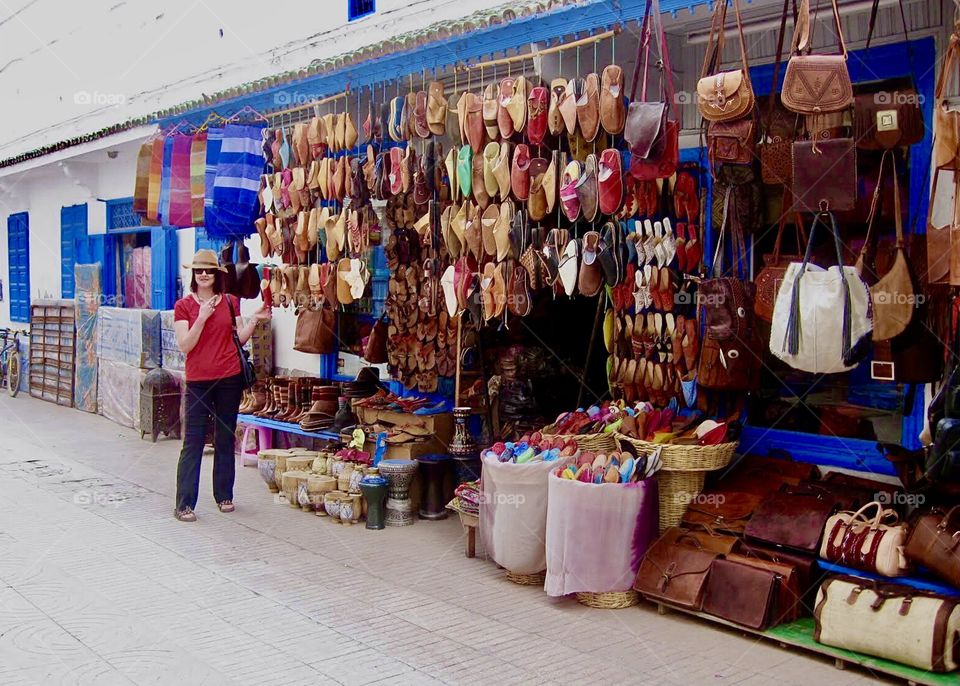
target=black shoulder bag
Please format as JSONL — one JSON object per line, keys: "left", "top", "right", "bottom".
{"left": 225, "top": 296, "right": 257, "bottom": 389}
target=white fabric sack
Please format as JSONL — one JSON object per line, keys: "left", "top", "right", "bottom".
{"left": 480, "top": 455, "right": 570, "bottom": 575}
{"left": 769, "top": 262, "right": 872, "bottom": 374}
{"left": 544, "top": 472, "right": 659, "bottom": 596}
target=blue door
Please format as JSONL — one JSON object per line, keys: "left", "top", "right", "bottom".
{"left": 61, "top": 204, "right": 88, "bottom": 298}
{"left": 7, "top": 213, "right": 30, "bottom": 323}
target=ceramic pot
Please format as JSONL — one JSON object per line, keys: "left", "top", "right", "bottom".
{"left": 324, "top": 491, "right": 345, "bottom": 519}
{"left": 330, "top": 457, "right": 345, "bottom": 479}
{"left": 348, "top": 466, "right": 364, "bottom": 493}
{"left": 282, "top": 471, "right": 310, "bottom": 509}
{"left": 274, "top": 452, "right": 291, "bottom": 492}
{"left": 338, "top": 463, "right": 355, "bottom": 493}
{"left": 286, "top": 455, "right": 314, "bottom": 472}
{"left": 449, "top": 407, "right": 477, "bottom": 457}
{"left": 312, "top": 455, "right": 329, "bottom": 474}
{"left": 257, "top": 453, "right": 279, "bottom": 493}
{"left": 378, "top": 459, "right": 418, "bottom": 500}
{"left": 359, "top": 476, "right": 388, "bottom": 530}
{"left": 385, "top": 497, "right": 415, "bottom": 527}
{"left": 416, "top": 454, "right": 451, "bottom": 520}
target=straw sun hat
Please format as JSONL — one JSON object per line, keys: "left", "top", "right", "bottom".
{"left": 183, "top": 249, "right": 227, "bottom": 272}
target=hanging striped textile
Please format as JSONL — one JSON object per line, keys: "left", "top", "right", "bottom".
{"left": 133, "top": 141, "right": 152, "bottom": 216}
{"left": 212, "top": 123, "right": 266, "bottom": 231}
{"left": 190, "top": 132, "right": 207, "bottom": 226}
{"left": 204, "top": 127, "right": 223, "bottom": 233}
{"left": 167, "top": 135, "right": 193, "bottom": 227}
{"left": 157, "top": 136, "right": 174, "bottom": 224}
{"left": 146, "top": 137, "right": 164, "bottom": 222}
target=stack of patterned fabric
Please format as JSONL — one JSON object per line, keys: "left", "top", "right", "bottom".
{"left": 450, "top": 481, "right": 480, "bottom": 517}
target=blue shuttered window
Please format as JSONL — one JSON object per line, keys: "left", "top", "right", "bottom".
{"left": 7, "top": 212, "right": 30, "bottom": 322}
{"left": 348, "top": 0, "right": 375, "bottom": 21}
{"left": 60, "top": 204, "right": 88, "bottom": 298}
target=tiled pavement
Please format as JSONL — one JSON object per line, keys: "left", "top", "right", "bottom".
{"left": 0, "top": 394, "right": 893, "bottom": 685}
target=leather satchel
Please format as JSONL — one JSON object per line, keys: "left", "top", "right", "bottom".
{"left": 719, "top": 452, "right": 819, "bottom": 496}
{"left": 791, "top": 137, "right": 856, "bottom": 212}
{"left": 755, "top": 200, "right": 806, "bottom": 322}
{"left": 696, "top": 0, "right": 754, "bottom": 123}
{"left": 625, "top": 0, "right": 679, "bottom": 181}
{"left": 680, "top": 491, "right": 763, "bottom": 535}
{"left": 293, "top": 305, "right": 336, "bottom": 354}
{"left": 781, "top": 0, "right": 853, "bottom": 116}
{"left": 660, "top": 526, "right": 739, "bottom": 554}
{"left": 744, "top": 485, "right": 847, "bottom": 553}
{"left": 904, "top": 506, "right": 960, "bottom": 587}
{"left": 759, "top": 0, "right": 797, "bottom": 186}
{"left": 735, "top": 540, "right": 818, "bottom": 609}
{"left": 363, "top": 315, "right": 388, "bottom": 364}
{"left": 933, "top": 27, "right": 960, "bottom": 170}
{"left": 855, "top": 150, "right": 914, "bottom": 342}
{"left": 819, "top": 501, "right": 911, "bottom": 577}
{"left": 702, "top": 557, "right": 781, "bottom": 630}
{"left": 814, "top": 575, "right": 960, "bottom": 672}
{"left": 634, "top": 534, "right": 720, "bottom": 610}
{"left": 854, "top": 90, "right": 924, "bottom": 150}
{"left": 707, "top": 117, "right": 757, "bottom": 169}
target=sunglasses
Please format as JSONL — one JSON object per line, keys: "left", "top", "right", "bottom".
{"left": 193, "top": 268, "right": 217, "bottom": 275}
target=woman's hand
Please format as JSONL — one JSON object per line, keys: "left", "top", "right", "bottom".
{"left": 251, "top": 302, "right": 272, "bottom": 321}
{"left": 197, "top": 295, "right": 220, "bottom": 323}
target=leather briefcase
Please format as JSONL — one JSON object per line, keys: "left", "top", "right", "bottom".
{"left": 634, "top": 534, "right": 720, "bottom": 610}
{"left": 702, "top": 557, "right": 781, "bottom": 630}
{"left": 743, "top": 485, "right": 847, "bottom": 553}
{"left": 734, "top": 540, "right": 818, "bottom": 610}
{"left": 815, "top": 575, "right": 960, "bottom": 672}
{"left": 680, "top": 491, "right": 763, "bottom": 534}
{"left": 791, "top": 137, "right": 856, "bottom": 212}
{"left": 659, "top": 526, "right": 739, "bottom": 555}
{"left": 904, "top": 506, "right": 960, "bottom": 587}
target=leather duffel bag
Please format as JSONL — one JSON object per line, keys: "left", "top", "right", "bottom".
{"left": 904, "top": 506, "right": 960, "bottom": 587}
{"left": 814, "top": 575, "right": 960, "bottom": 672}
{"left": 818, "top": 502, "right": 912, "bottom": 577}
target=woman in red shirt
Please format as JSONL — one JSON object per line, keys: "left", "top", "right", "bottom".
{"left": 173, "top": 249, "right": 271, "bottom": 522}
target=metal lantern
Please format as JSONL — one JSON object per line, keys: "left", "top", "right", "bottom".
{"left": 139, "top": 368, "right": 182, "bottom": 442}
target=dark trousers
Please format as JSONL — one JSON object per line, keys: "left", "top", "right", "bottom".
{"left": 175, "top": 373, "right": 243, "bottom": 511}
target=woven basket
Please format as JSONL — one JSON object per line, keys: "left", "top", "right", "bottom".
{"left": 576, "top": 590, "right": 640, "bottom": 609}
{"left": 616, "top": 435, "right": 738, "bottom": 471}
{"left": 658, "top": 470, "right": 708, "bottom": 532}
{"left": 505, "top": 570, "right": 546, "bottom": 586}
{"left": 546, "top": 433, "right": 618, "bottom": 453}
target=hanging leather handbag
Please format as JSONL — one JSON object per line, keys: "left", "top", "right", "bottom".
{"left": 814, "top": 575, "right": 960, "bottom": 672}
{"left": 707, "top": 117, "right": 757, "bottom": 169}
{"left": 759, "top": 0, "right": 797, "bottom": 186}
{"left": 755, "top": 196, "right": 806, "bottom": 322}
{"left": 926, "top": 166, "right": 960, "bottom": 286}
{"left": 791, "top": 136, "right": 857, "bottom": 212}
{"left": 362, "top": 314, "right": 388, "bottom": 364}
{"left": 854, "top": 150, "right": 914, "bottom": 342}
{"left": 696, "top": 0, "right": 754, "bottom": 123}
{"left": 625, "top": 0, "right": 679, "bottom": 181}
{"left": 781, "top": 0, "right": 853, "bottom": 116}
{"left": 819, "top": 501, "right": 912, "bottom": 577}
{"left": 293, "top": 304, "right": 336, "bottom": 354}
{"left": 933, "top": 27, "right": 960, "bottom": 170}
{"left": 633, "top": 534, "right": 720, "bottom": 610}
{"left": 712, "top": 164, "right": 762, "bottom": 235}
{"left": 697, "top": 186, "right": 763, "bottom": 391}
{"left": 904, "top": 506, "right": 960, "bottom": 587}
{"left": 854, "top": 90, "right": 924, "bottom": 150}
{"left": 769, "top": 210, "right": 873, "bottom": 374}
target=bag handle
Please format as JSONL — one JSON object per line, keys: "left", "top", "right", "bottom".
{"left": 793, "top": 0, "right": 847, "bottom": 58}
{"left": 771, "top": 188, "right": 808, "bottom": 263}
{"left": 630, "top": 0, "right": 677, "bottom": 111}
{"left": 865, "top": 0, "right": 909, "bottom": 49}
{"left": 843, "top": 501, "right": 899, "bottom": 529}
{"left": 935, "top": 29, "right": 960, "bottom": 103}
{"left": 699, "top": 0, "right": 752, "bottom": 81}
{"left": 785, "top": 210, "right": 853, "bottom": 359}
{"left": 765, "top": 0, "right": 794, "bottom": 129}
{"left": 938, "top": 505, "right": 960, "bottom": 529}
{"left": 857, "top": 150, "right": 905, "bottom": 277}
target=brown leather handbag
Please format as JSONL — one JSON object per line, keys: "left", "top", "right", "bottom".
{"left": 680, "top": 491, "right": 763, "bottom": 535}
{"left": 734, "top": 540, "right": 818, "bottom": 608}
{"left": 696, "top": 0, "right": 754, "bottom": 123}
{"left": 854, "top": 150, "right": 914, "bottom": 341}
{"left": 293, "top": 305, "right": 336, "bottom": 354}
{"left": 625, "top": 0, "right": 679, "bottom": 181}
{"left": 933, "top": 28, "right": 960, "bottom": 170}
{"left": 904, "top": 507, "right": 960, "bottom": 587}
{"left": 743, "top": 485, "right": 847, "bottom": 553}
{"left": 854, "top": 90, "right": 924, "bottom": 150}
{"left": 707, "top": 118, "right": 757, "bottom": 169}
{"left": 363, "top": 315, "right": 388, "bottom": 364}
{"left": 791, "top": 137, "right": 856, "bottom": 212}
{"left": 755, "top": 200, "right": 806, "bottom": 322}
{"left": 759, "top": 0, "right": 796, "bottom": 185}
{"left": 781, "top": 0, "right": 853, "bottom": 116}
{"left": 633, "top": 534, "right": 720, "bottom": 610}
{"left": 659, "top": 526, "right": 739, "bottom": 554}
{"left": 702, "top": 555, "right": 801, "bottom": 629}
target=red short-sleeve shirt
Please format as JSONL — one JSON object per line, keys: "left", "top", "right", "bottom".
{"left": 173, "top": 294, "right": 242, "bottom": 382}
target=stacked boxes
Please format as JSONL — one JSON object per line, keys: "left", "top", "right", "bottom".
{"left": 96, "top": 307, "right": 161, "bottom": 430}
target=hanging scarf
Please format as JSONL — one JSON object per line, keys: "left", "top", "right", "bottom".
{"left": 190, "top": 132, "right": 207, "bottom": 226}
{"left": 212, "top": 123, "right": 266, "bottom": 231}
{"left": 167, "top": 135, "right": 193, "bottom": 227}
{"left": 133, "top": 141, "right": 153, "bottom": 217}
{"left": 157, "top": 136, "right": 174, "bottom": 224}
{"left": 146, "top": 137, "right": 164, "bottom": 222}
{"left": 204, "top": 127, "right": 223, "bottom": 233}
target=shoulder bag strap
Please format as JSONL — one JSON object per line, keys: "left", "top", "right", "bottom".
{"left": 770, "top": 189, "right": 807, "bottom": 263}
{"left": 225, "top": 295, "right": 248, "bottom": 362}
{"left": 630, "top": 0, "right": 655, "bottom": 102}
{"left": 731, "top": 0, "right": 752, "bottom": 77}
{"left": 765, "top": 0, "right": 792, "bottom": 129}
{"left": 699, "top": 0, "right": 728, "bottom": 80}
{"left": 856, "top": 150, "right": 891, "bottom": 274}
{"left": 648, "top": 0, "right": 678, "bottom": 115}
{"left": 794, "top": 0, "right": 846, "bottom": 57}
{"left": 711, "top": 184, "right": 734, "bottom": 277}
{"left": 865, "top": 0, "right": 909, "bottom": 49}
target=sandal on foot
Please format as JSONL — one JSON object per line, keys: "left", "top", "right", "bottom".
{"left": 217, "top": 501, "right": 235, "bottom": 513}
{"left": 175, "top": 507, "right": 197, "bottom": 522}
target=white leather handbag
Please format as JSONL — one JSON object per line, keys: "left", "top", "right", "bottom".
{"left": 769, "top": 211, "right": 872, "bottom": 374}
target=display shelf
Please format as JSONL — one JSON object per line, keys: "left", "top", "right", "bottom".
{"left": 816, "top": 561, "right": 960, "bottom": 598}
{"left": 649, "top": 606, "right": 960, "bottom": 686}
{"left": 237, "top": 414, "right": 340, "bottom": 441}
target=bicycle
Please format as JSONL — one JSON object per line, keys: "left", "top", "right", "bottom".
{"left": 0, "top": 328, "right": 23, "bottom": 397}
